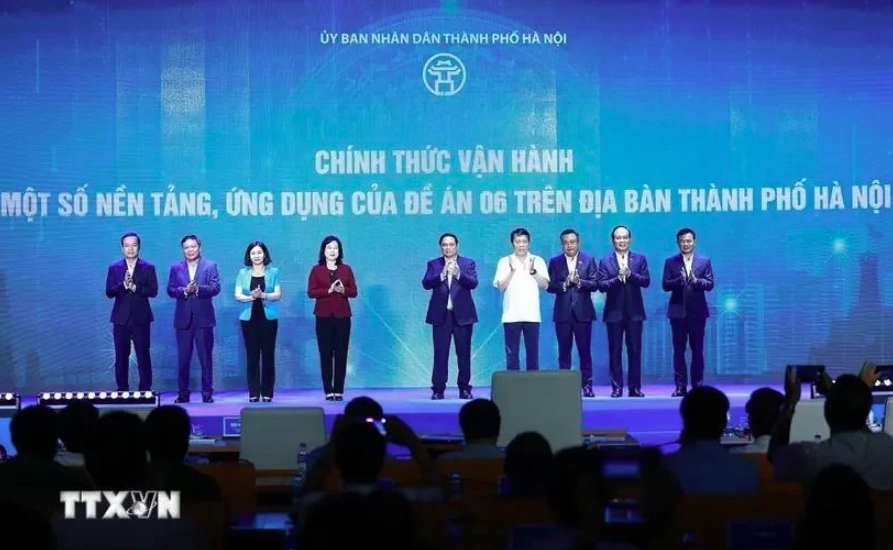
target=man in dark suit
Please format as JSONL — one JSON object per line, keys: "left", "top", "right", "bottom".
{"left": 546, "top": 229, "right": 598, "bottom": 398}
{"left": 596, "top": 225, "right": 650, "bottom": 398}
{"left": 662, "top": 227, "right": 714, "bottom": 397}
{"left": 166, "top": 234, "right": 221, "bottom": 404}
{"left": 422, "top": 233, "right": 479, "bottom": 400}
{"left": 105, "top": 232, "right": 158, "bottom": 392}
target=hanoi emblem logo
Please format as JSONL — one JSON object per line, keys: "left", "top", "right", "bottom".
{"left": 423, "top": 53, "right": 466, "bottom": 97}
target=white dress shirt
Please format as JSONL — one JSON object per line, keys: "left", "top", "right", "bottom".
{"left": 565, "top": 255, "right": 577, "bottom": 275}
{"left": 773, "top": 430, "right": 893, "bottom": 490}
{"left": 125, "top": 261, "right": 137, "bottom": 292}
{"left": 440, "top": 258, "right": 458, "bottom": 310}
{"left": 564, "top": 255, "right": 578, "bottom": 290}
{"left": 615, "top": 252, "right": 628, "bottom": 283}
{"left": 682, "top": 254, "right": 693, "bottom": 278}
{"left": 185, "top": 261, "right": 198, "bottom": 297}
{"left": 493, "top": 254, "right": 549, "bottom": 323}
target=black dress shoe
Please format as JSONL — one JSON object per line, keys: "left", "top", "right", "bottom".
{"left": 333, "top": 394, "right": 343, "bottom": 401}
{"left": 459, "top": 389, "right": 473, "bottom": 400}
{"left": 248, "top": 396, "right": 259, "bottom": 403}
{"left": 431, "top": 391, "right": 445, "bottom": 400}
{"left": 174, "top": 396, "right": 190, "bottom": 404}
{"left": 262, "top": 396, "right": 272, "bottom": 403}
{"left": 629, "top": 389, "right": 645, "bottom": 398}
{"left": 582, "top": 386, "right": 595, "bottom": 398}
{"left": 202, "top": 396, "right": 214, "bottom": 404}
{"left": 611, "top": 389, "right": 623, "bottom": 398}
{"left": 672, "top": 387, "right": 687, "bottom": 397}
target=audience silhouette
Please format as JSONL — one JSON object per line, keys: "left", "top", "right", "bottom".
{"left": 1, "top": 365, "right": 891, "bottom": 550}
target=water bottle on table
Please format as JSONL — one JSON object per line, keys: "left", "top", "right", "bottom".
{"left": 293, "top": 442, "right": 308, "bottom": 502}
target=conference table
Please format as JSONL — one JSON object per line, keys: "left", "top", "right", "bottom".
{"left": 228, "top": 511, "right": 293, "bottom": 550}
{"left": 187, "top": 430, "right": 643, "bottom": 460}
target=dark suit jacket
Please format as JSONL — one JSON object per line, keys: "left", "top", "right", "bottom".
{"left": 546, "top": 253, "right": 597, "bottom": 323}
{"left": 596, "top": 251, "right": 650, "bottom": 323}
{"left": 662, "top": 253, "right": 714, "bottom": 319}
{"left": 106, "top": 258, "right": 158, "bottom": 325}
{"left": 166, "top": 258, "right": 221, "bottom": 329}
{"left": 422, "top": 255, "right": 479, "bottom": 326}
{"left": 307, "top": 263, "right": 358, "bottom": 318}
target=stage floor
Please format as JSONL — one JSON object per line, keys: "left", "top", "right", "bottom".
{"left": 52, "top": 383, "right": 775, "bottom": 448}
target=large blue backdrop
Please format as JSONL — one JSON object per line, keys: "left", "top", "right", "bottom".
{"left": 0, "top": 0, "right": 891, "bottom": 392}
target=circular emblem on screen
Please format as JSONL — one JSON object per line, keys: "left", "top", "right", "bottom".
{"left": 422, "top": 53, "right": 467, "bottom": 97}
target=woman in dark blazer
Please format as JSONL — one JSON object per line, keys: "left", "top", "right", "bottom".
{"left": 307, "top": 235, "right": 358, "bottom": 401}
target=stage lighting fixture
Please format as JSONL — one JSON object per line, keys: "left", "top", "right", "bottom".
{"left": 0, "top": 392, "right": 20, "bottom": 410}
{"left": 36, "top": 390, "right": 160, "bottom": 407}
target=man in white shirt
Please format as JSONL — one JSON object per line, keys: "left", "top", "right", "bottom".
{"left": 770, "top": 363, "right": 893, "bottom": 490}
{"left": 729, "top": 387, "right": 784, "bottom": 455}
{"left": 493, "top": 228, "right": 550, "bottom": 371}
{"left": 437, "top": 398, "right": 504, "bottom": 460}
{"left": 663, "top": 387, "right": 760, "bottom": 495}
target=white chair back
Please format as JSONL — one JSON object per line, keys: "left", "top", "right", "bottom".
{"left": 238, "top": 407, "right": 327, "bottom": 470}
{"left": 490, "top": 370, "right": 583, "bottom": 452}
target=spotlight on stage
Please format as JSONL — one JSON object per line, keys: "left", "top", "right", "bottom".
{"left": 37, "top": 390, "right": 160, "bottom": 407}
{"left": 0, "top": 393, "right": 20, "bottom": 411}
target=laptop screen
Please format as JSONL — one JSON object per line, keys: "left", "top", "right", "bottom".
{"left": 871, "top": 401, "right": 886, "bottom": 433}
{"left": 0, "top": 411, "right": 16, "bottom": 459}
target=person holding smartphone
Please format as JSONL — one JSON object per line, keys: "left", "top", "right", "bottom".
{"left": 307, "top": 235, "right": 358, "bottom": 401}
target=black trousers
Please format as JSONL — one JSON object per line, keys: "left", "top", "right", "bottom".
{"left": 176, "top": 325, "right": 214, "bottom": 398}
{"left": 241, "top": 317, "right": 278, "bottom": 398}
{"left": 431, "top": 310, "right": 473, "bottom": 393}
{"left": 503, "top": 322, "right": 540, "bottom": 371}
{"left": 555, "top": 316, "right": 593, "bottom": 386}
{"left": 671, "top": 317, "right": 707, "bottom": 388}
{"left": 316, "top": 316, "right": 351, "bottom": 394}
{"left": 605, "top": 320, "right": 643, "bottom": 392}
{"left": 113, "top": 322, "right": 152, "bottom": 391}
